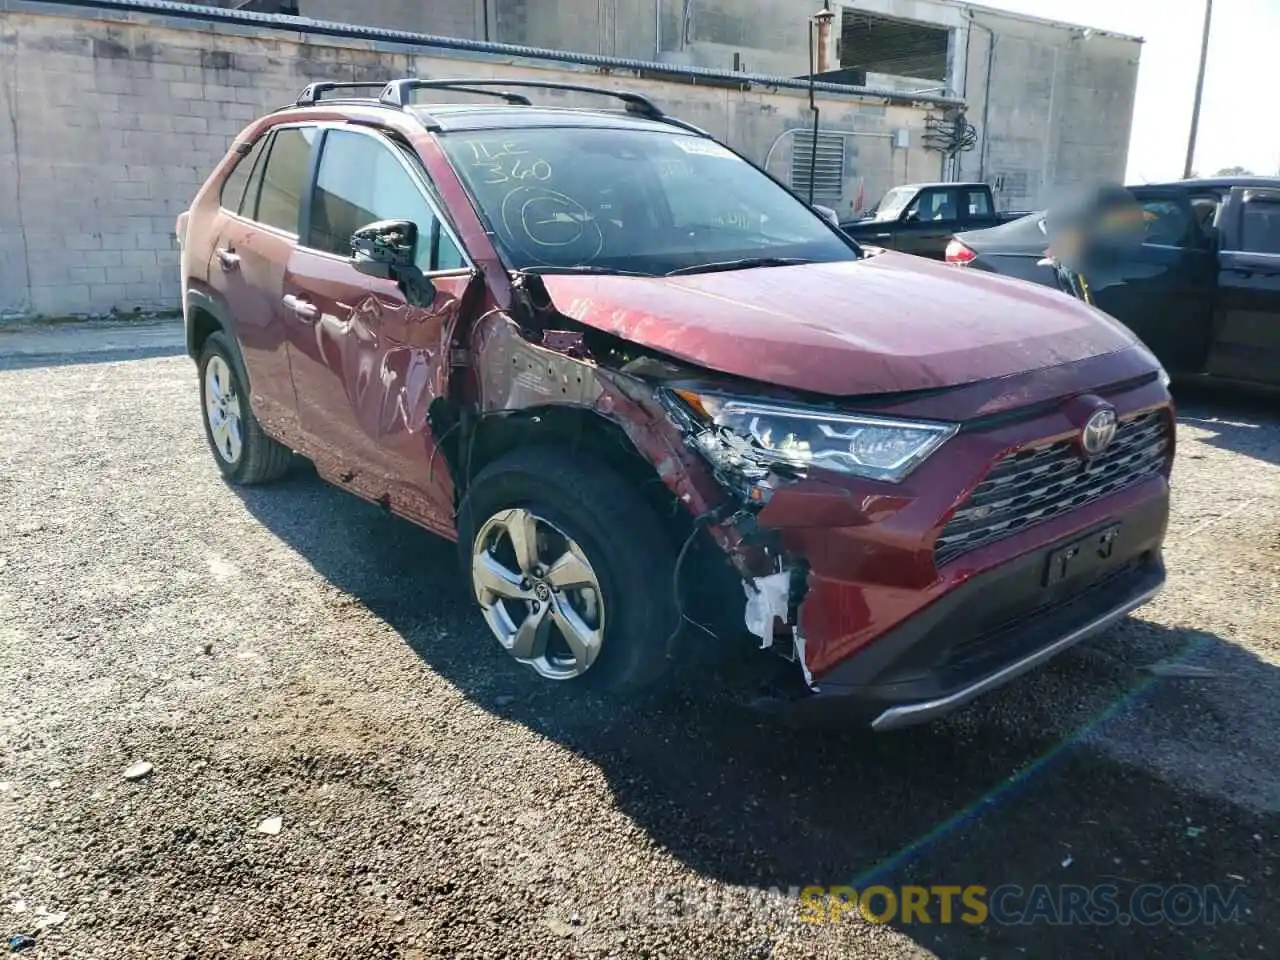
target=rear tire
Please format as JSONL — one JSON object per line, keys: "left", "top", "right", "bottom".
{"left": 456, "top": 446, "right": 679, "bottom": 693}
{"left": 197, "top": 332, "right": 291, "bottom": 485}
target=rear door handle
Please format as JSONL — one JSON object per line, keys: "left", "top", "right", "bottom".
{"left": 281, "top": 294, "right": 319, "bottom": 320}
{"left": 215, "top": 247, "right": 240, "bottom": 271}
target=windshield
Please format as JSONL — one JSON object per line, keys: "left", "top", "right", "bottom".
{"left": 872, "top": 187, "right": 915, "bottom": 221}
{"left": 441, "top": 126, "right": 856, "bottom": 275}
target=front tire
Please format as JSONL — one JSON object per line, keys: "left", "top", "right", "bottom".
{"left": 457, "top": 446, "right": 679, "bottom": 693}
{"left": 197, "top": 332, "right": 291, "bottom": 485}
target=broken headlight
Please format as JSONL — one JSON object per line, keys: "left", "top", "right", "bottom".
{"left": 671, "top": 390, "right": 958, "bottom": 484}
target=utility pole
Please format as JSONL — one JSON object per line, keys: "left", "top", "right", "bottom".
{"left": 1183, "top": 0, "right": 1213, "bottom": 179}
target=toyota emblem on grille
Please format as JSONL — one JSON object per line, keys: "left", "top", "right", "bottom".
{"left": 1081, "top": 408, "right": 1118, "bottom": 456}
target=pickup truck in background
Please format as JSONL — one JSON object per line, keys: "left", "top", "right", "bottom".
{"left": 838, "top": 182, "right": 1026, "bottom": 259}
{"left": 948, "top": 177, "right": 1280, "bottom": 392}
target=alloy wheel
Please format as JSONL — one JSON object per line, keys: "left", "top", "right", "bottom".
{"left": 471, "top": 507, "right": 605, "bottom": 680}
{"left": 204, "top": 355, "right": 244, "bottom": 465}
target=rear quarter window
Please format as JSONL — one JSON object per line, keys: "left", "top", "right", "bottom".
{"left": 255, "top": 126, "right": 317, "bottom": 235}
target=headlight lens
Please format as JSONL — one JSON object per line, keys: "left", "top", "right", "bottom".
{"left": 672, "top": 391, "right": 958, "bottom": 483}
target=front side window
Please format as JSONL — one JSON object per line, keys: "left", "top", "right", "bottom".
{"left": 220, "top": 136, "right": 268, "bottom": 215}
{"left": 255, "top": 126, "right": 317, "bottom": 234}
{"left": 308, "top": 129, "right": 462, "bottom": 271}
{"left": 906, "top": 189, "right": 957, "bottom": 222}
{"left": 441, "top": 127, "right": 854, "bottom": 275}
{"left": 1139, "top": 199, "right": 1190, "bottom": 247}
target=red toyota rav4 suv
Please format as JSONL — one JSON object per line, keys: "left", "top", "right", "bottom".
{"left": 176, "top": 78, "right": 1175, "bottom": 729}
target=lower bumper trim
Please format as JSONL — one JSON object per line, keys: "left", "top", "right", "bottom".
{"left": 869, "top": 580, "right": 1163, "bottom": 731}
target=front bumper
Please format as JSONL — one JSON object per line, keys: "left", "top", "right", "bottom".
{"left": 871, "top": 563, "right": 1162, "bottom": 729}
{"left": 783, "top": 486, "right": 1168, "bottom": 728}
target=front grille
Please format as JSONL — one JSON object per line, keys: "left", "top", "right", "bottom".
{"left": 935, "top": 410, "right": 1171, "bottom": 566}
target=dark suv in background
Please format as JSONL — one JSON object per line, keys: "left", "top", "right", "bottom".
{"left": 176, "top": 78, "right": 1175, "bottom": 729}
{"left": 948, "top": 178, "right": 1280, "bottom": 392}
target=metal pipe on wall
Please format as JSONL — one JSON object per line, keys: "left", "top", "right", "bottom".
{"left": 966, "top": 10, "right": 997, "bottom": 183}
{"left": 40, "top": 0, "right": 962, "bottom": 106}
{"left": 762, "top": 126, "right": 896, "bottom": 217}
{"left": 1040, "top": 45, "right": 1059, "bottom": 193}
{"left": 815, "top": 1, "right": 833, "bottom": 74}
{"left": 761, "top": 127, "right": 893, "bottom": 175}
{"left": 807, "top": 19, "right": 819, "bottom": 204}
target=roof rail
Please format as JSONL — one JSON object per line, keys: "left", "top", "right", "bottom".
{"left": 294, "top": 78, "right": 532, "bottom": 111}
{"left": 378, "top": 78, "right": 664, "bottom": 119}
{"left": 296, "top": 81, "right": 391, "bottom": 106}
{"left": 406, "top": 84, "right": 533, "bottom": 106}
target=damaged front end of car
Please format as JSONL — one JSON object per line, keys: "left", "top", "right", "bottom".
{"left": 447, "top": 270, "right": 958, "bottom": 706}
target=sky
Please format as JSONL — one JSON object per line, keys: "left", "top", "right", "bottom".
{"left": 980, "top": 0, "right": 1279, "bottom": 182}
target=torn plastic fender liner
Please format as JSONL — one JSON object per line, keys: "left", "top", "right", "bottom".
{"left": 741, "top": 568, "right": 818, "bottom": 689}
{"left": 743, "top": 571, "right": 791, "bottom": 650}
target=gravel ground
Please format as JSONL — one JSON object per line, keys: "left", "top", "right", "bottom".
{"left": 1, "top": 321, "right": 1277, "bottom": 959}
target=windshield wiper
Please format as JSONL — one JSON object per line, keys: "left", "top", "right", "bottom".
{"left": 665, "top": 257, "right": 816, "bottom": 277}
{"left": 521, "top": 265, "right": 658, "bottom": 278}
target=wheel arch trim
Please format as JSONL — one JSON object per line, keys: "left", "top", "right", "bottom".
{"left": 184, "top": 284, "right": 238, "bottom": 361}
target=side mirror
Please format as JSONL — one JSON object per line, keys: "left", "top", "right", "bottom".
{"left": 812, "top": 204, "right": 839, "bottom": 227}
{"left": 350, "top": 219, "right": 435, "bottom": 307}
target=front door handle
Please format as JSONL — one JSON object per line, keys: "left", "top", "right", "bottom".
{"left": 215, "top": 247, "right": 240, "bottom": 271}
{"left": 281, "top": 294, "right": 319, "bottom": 320}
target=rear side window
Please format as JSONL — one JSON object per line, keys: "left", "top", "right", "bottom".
{"left": 308, "top": 129, "right": 463, "bottom": 271}
{"left": 965, "top": 189, "right": 992, "bottom": 218}
{"left": 220, "top": 136, "right": 268, "bottom": 215}
{"left": 1241, "top": 200, "right": 1280, "bottom": 254}
{"left": 255, "top": 127, "right": 316, "bottom": 235}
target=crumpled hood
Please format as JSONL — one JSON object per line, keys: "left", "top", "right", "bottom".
{"left": 541, "top": 252, "right": 1139, "bottom": 396}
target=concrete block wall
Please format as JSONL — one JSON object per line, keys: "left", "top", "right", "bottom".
{"left": 951, "top": 10, "right": 1140, "bottom": 211}
{"left": 301, "top": 0, "right": 487, "bottom": 38}
{"left": 295, "top": 0, "right": 659, "bottom": 60}
{"left": 287, "top": 0, "right": 1140, "bottom": 211}
{"left": 0, "top": 4, "right": 935, "bottom": 318}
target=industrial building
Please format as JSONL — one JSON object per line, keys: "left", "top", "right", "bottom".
{"left": 0, "top": 0, "right": 1139, "bottom": 317}
{"left": 284, "top": 0, "right": 1143, "bottom": 215}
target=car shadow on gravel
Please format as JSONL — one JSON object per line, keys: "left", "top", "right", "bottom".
{"left": 233, "top": 469, "right": 1280, "bottom": 960}
{"left": 1175, "top": 389, "right": 1280, "bottom": 467}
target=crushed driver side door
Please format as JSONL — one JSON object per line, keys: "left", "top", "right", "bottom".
{"left": 281, "top": 125, "right": 478, "bottom": 537}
